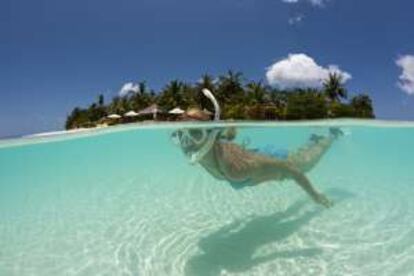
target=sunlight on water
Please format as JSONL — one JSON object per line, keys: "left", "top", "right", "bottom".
{"left": 1, "top": 120, "right": 414, "bottom": 275}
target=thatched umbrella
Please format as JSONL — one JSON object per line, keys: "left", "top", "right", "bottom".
{"left": 107, "top": 114, "right": 122, "bottom": 119}
{"left": 168, "top": 107, "right": 185, "bottom": 115}
{"left": 124, "top": 111, "right": 139, "bottom": 117}
{"left": 138, "top": 104, "right": 163, "bottom": 120}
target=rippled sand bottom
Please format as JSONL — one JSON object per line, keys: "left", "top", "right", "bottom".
{"left": 1, "top": 170, "right": 414, "bottom": 276}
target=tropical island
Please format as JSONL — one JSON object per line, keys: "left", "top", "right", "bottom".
{"left": 65, "top": 71, "right": 375, "bottom": 129}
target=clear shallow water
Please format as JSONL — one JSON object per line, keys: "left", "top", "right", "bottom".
{"left": 0, "top": 120, "right": 414, "bottom": 276}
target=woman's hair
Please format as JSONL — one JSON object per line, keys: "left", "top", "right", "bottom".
{"left": 183, "top": 107, "right": 211, "bottom": 121}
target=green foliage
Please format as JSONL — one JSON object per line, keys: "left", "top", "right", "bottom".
{"left": 350, "top": 94, "right": 375, "bottom": 118}
{"left": 130, "top": 81, "right": 153, "bottom": 111}
{"left": 329, "top": 102, "right": 355, "bottom": 118}
{"left": 158, "top": 80, "right": 186, "bottom": 111}
{"left": 246, "top": 81, "right": 268, "bottom": 105}
{"left": 285, "top": 90, "right": 328, "bottom": 120}
{"left": 98, "top": 94, "right": 104, "bottom": 106}
{"left": 224, "top": 104, "right": 247, "bottom": 120}
{"left": 263, "top": 106, "right": 283, "bottom": 120}
{"left": 217, "top": 70, "right": 245, "bottom": 105}
{"left": 65, "top": 72, "right": 376, "bottom": 129}
{"left": 323, "top": 72, "right": 347, "bottom": 102}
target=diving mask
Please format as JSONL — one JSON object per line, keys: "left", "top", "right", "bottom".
{"left": 171, "top": 128, "right": 208, "bottom": 148}
{"left": 171, "top": 127, "right": 220, "bottom": 164}
{"left": 171, "top": 88, "right": 221, "bottom": 164}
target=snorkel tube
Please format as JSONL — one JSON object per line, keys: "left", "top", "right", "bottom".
{"left": 189, "top": 89, "right": 221, "bottom": 164}
{"left": 202, "top": 88, "right": 220, "bottom": 121}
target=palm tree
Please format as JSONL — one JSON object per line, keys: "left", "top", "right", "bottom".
{"left": 98, "top": 94, "right": 104, "bottom": 107}
{"left": 268, "top": 89, "right": 288, "bottom": 108}
{"left": 182, "top": 83, "right": 197, "bottom": 107}
{"left": 246, "top": 81, "right": 267, "bottom": 105}
{"left": 197, "top": 74, "right": 216, "bottom": 92}
{"left": 95, "top": 94, "right": 107, "bottom": 118}
{"left": 108, "top": 96, "right": 124, "bottom": 114}
{"left": 350, "top": 94, "right": 375, "bottom": 118}
{"left": 323, "top": 72, "right": 347, "bottom": 102}
{"left": 158, "top": 80, "right": 185, "bottom": 110}
{"left": 131, "top": 81, "right": 152, "bottom": 110}
{"left": 64, "top": 70, "right": 376, "bottom": 128}
{"left": 138, "top": 81, "right": 147, "bottom": 96}
{"left": 217, "top": 70, "right": 245, "bottom": 104}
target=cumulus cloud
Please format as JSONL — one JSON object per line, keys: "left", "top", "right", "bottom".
{"left": 396, "top": 55, "right": 414, "bottom": 95}
{"left": 118, "top": 82, "right": 140, "bottom": 97}
{"left": 266, "top": 53, "right": 351, "bottom": 89}
{"left": 281, "top": 0, "right": 327, "bottom": 7}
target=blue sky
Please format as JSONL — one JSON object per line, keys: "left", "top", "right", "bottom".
{"left": 1, "top": 0, "right": 414, "bottom": 137}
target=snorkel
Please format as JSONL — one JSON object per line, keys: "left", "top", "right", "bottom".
{"left": 171, "top": 88, "right": 221, "bottom": 164}
{"left": 172, "top": 88, "right": 220, "bottom": 165}
{"left": 202, "top": 89, "right": 220, "bottom": 121}
{"left": 188, "top": 89, "right": 221, "bottom": 164}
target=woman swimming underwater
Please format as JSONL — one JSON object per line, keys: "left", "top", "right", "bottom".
{"left": 172, "top": 90, "right": 342, "bottom": 208}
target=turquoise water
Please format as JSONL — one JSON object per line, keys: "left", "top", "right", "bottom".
{"left": 1, "top": 120, "right": 414, "bottom": 276}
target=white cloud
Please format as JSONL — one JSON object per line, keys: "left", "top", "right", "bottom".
{"left": 288, "top": 15, "right": 304, "bottom": 25}
{"left": 281, "top": 0, "right": 327, "bottom": 6}
{"left": 118, "top": 82, "right": 140, "bottom": 97}
{"left": 266, "top": 53, "right": 351, "bottom": 89}
{"left": 283, "top": 0, "right": 329, "bottom": 23}
{"left": 396, "top": 55, "right": 414, "bottom": 95}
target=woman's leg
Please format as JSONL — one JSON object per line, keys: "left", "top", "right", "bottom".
{"left": 287, "top": 128, "right": 341, "bottom": 173}
{"left": 248, "top": 160, "right": 333, "bottom": 208}
{"left": 213, "top": 136, "right": 337, "bottom": 208}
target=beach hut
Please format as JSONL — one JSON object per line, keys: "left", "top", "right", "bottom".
{"left": 138, "top": 104, "right": 163, "bottom": 120}
{"left": 124, "top": 110, "right": 139, "bottom": 117}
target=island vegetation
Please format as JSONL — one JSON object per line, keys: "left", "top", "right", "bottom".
{"left": 65, "top": 71, "right": 375, "bottom": 129}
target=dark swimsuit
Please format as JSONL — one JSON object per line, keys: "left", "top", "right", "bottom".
{"left": 228, "top": 179, "right": 253, "bottom": 190}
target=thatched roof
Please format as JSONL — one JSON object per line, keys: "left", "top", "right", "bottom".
{"left": 138, "top": 104, "right": 163, "bottom": 115}
{"left": 169, "top": 107, "right": 185, "bottom": 114}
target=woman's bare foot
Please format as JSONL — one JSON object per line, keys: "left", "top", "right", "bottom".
{"left": 314, "top": 192, "right": 334, "bottom": 208}
{"left": 329, "top": 128, "right": 344, "bottom": 139}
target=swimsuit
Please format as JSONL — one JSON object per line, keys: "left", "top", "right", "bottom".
{"left": 218, "top": 144, "right": 289, "bottom": 190}
{"left": 227, "top": 146, "right": 288, "bottom": 190}
{"left": 250, "top": 145, "right": 289, "bottom": 160}
{"left": 199, "top": 132, "right": 289, "bottom": 191}
{"left": 228, "top": 178, "right": 253, "bottom": 190}
{"left": 206, "top": 141, "right": 254, "bottom": 190}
